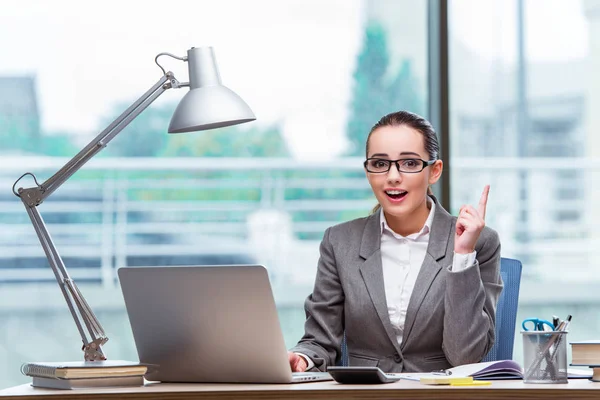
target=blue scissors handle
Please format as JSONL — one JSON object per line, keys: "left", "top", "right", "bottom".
{"left": 522, "top": 318, "right": 555, "bottom": 331}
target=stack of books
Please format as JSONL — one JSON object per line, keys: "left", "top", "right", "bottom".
{"left": 570, "top": 340, "right": 600, "bottom": 381}
{"left": 20, "top": 360, "right": 148, "bottom": 389}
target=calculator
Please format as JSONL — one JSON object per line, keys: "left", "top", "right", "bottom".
{"left": 327, "top": 366, "right": 401, "bottom": 384}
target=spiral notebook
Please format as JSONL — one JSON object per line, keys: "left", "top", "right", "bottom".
{"left": 21, "top": 360, "right": 147, "bottom": 379}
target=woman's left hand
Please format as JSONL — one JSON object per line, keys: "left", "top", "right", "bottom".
{"left": 454, "top": 185, "right": 489, "bottom": 254}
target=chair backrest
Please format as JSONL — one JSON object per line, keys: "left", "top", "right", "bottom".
{"left": 340, "top": 257, "right": 522, "bottom": 366}
{"left": 481, "top": 257, "right": 523, "bottom": 362}
{"left": 340, "top": 333, "right": 348, "bottom": 366}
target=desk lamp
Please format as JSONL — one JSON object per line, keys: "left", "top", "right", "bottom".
{"left": 12, "top": 46, "right": 256, "bottom": 361}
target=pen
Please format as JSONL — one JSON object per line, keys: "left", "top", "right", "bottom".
{"left": 556, "top": 315, "right": 572, "bottom": 332}
{"left": 540, "top": 315, "right": 573, "bottom": 381}
{"left": 431, "top": 370, "right": 451, "bottom": 376}
{"left": 552, "top": 316, "right": 560, "bottom": 330}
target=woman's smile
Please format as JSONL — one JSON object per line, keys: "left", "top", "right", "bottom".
{"left": 384, "top": 188, "right": 408, "bottom": 203}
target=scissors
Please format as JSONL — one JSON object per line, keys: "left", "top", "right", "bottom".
{"left": 522, "top": 318, "right": 555, "bottom": 332}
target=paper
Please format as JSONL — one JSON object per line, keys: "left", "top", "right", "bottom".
{"left": 450, "top": 380, "right": 492, "bottom": 386}
{"left": 398, "top": 360, "right": 522, "bottom": 382}
{"left": 567, "top": 368, "right": 593, "bottom": 378}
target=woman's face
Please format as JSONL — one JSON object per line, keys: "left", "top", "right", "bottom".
{"left": 365, "top": 124, "right": 443, "bottom": 220}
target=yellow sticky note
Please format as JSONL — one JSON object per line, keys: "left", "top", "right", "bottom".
{"left": 450, "top": 380, "right": 492, "bottom": 386}
{"left": 420, "top": 376, "right": 474, "bottom": 385}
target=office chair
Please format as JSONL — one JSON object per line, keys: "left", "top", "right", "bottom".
{"left": 340, "top": 333, "right": 349, "bottom": 366}
{"left": 339, "top": 257, "right": 522, "bottom": 366}
{"left": 481, "top": 257, "right": 523, "bottom": 362}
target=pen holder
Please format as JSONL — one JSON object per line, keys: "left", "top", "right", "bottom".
{"left": 521, "top": 330, "right": 568, "bottom": 384}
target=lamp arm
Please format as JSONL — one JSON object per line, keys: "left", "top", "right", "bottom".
{"left": 25, "top": 72, "right": 175, "bottom": 203}
{"left": 14, "top": 71, "right": 181, "bottom": 361}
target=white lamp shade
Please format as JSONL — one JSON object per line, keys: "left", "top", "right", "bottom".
{"left": 168, "top": 85, "right": 256, "bottom": 133}
{"left": 168, "top": 47, "right": 256, "bottom": 133}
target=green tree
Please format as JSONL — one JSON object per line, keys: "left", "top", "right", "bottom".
{"left": 346, "top": 22, "right": 424, "bottom": 156}
{"left": 388, "top": 59, "right": 423, "bottom": 119}
{"left": 39, "top": 132, "right": 79, "bottom": 156}
{"left": 101, "top": 102, "right": 174, "bottom": 157}
{"left": 0, "top": 115, "right": 40, "bottom": 154}
{"left": 161, "top": 123, "right": 289, "bottom": 158}
{"left": 0, "top": 119, "right": 77, "bottom": 156}
{"left": 100, "top": 101, "right": 289, "bottom": 158}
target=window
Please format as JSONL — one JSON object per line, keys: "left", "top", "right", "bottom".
{"left": 0, "top": 0, "right": 428, "bottom": 389}
{"left": 449, "top": 0, "right": 597, "bottom": 364}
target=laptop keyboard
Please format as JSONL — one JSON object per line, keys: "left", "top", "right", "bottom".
{"left": 293, "top": 372, "right": 322, "bottom": 376}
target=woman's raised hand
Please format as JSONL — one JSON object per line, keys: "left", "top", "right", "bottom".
{"left": 454, "top": 185, "right": 489, "bottom": 254}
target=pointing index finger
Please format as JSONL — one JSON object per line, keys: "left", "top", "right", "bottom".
{"left": 478, "top": 185, "right": 490, "bottom": 220}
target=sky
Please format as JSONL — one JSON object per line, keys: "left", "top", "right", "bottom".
{"left": 0, "top": 0, "right": 591, "bottom": 160}
{"left": 451, "top": 0, "right": 589, "bottom": 64}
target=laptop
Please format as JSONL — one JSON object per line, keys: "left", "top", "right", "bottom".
{"left": 118, "top": 264, "right": 332, "bottom": 383}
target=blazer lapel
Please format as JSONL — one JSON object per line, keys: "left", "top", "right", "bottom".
{"left": 401, "top": 201, "right": 454, "bottom": 348}
{"left": 358, "top": 213, "right": 402, "bottom": 353}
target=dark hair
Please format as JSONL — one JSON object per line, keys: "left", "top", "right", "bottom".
{"left": 367, "top": 111, "right": 440, "bottom": 212}
{"left": 366, "top": 110, "right": 440, "bottom": 161}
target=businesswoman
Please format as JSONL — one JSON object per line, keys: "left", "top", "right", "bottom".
{"left": 288, "top": 110, "right": 502, "bottom": 373}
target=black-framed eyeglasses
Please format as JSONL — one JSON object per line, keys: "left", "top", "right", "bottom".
{"left": 363, "top": 158, "right": 436, "bottom": 174}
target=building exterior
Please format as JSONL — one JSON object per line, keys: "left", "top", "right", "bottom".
{"left": 0, "top": 76, "right": 40, "bottom": 153}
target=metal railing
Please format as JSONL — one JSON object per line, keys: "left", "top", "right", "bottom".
{"left": 0, "top": 156, "right": 371, "bottom": 286}
{"left": 1, "top": 155, "right": 599, "bottom": 288}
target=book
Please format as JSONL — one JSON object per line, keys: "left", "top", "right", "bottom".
{"left": 21, "top": 360, "right": 147, "bottom": 379}
{"left": 570, "top": 340, "right": 600, "bottom": 365}
{"left": 446, "top": 360, "right": 591, "bottom": 380}
{"left": 590, "top": 367, "right": 600, "bottom": 382}
{"left": 568, "top": 368, "right": 594, "bottom": 379}
{"left": 31, "top": 375, "right": 144, "bottom": 390}
{"left": 400, "top": 360, "right": 523, "bottom": 382}
{"left": 401, "top": 360, "right": 592, "bottom": 382}
{"left": 443, "top": 360, "right": 523, "bottom": 380}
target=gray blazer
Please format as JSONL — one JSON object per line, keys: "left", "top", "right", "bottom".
{"left": 290, "top": 199, "right": 502, "bottom": 373}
